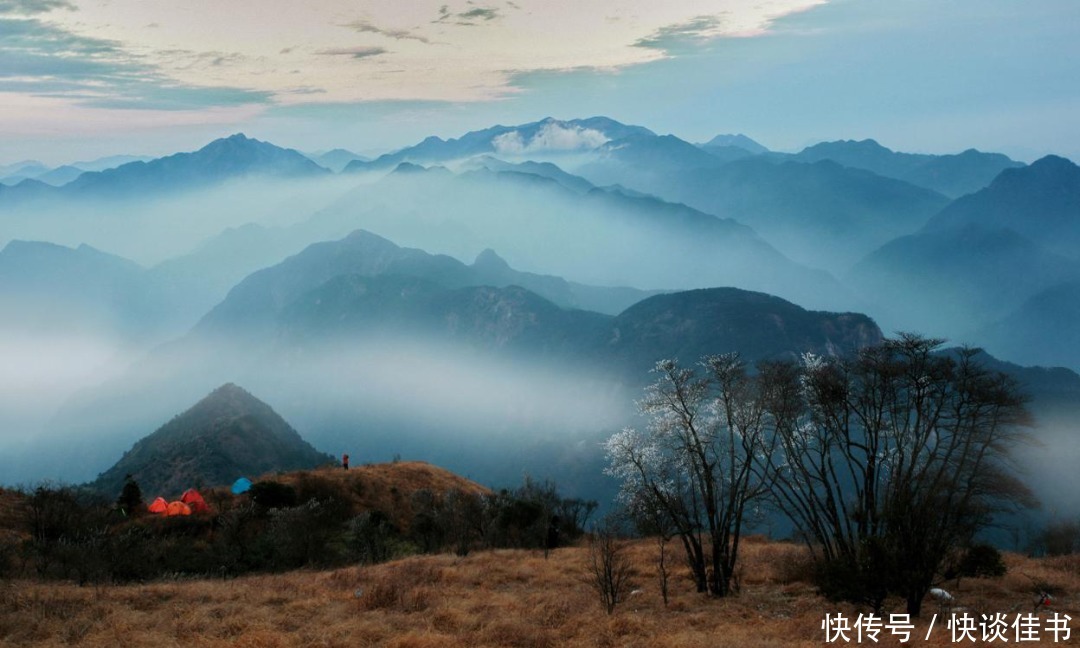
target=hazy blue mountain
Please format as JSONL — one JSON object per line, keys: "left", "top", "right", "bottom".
{"left": 0, "top": 240, "right": 164, "bottom": 339}
{"left": 0, "top": 160, "right": 47, "bottom": 178}
{"left": 977, "top": 281, "right": 1080, "bottom": 370}
{"left": 89, "top": 383, "right": 331, "bottom": 497}
{"left": 923, "top": 155, "right": 1080, "bottom": 257}
{"left": 0, "top": 155, "right": 148, "bottom": 187}
{"left": 310, "top": 148, "right": 370, "bottom": 172}
{"left": 579, "top": 134, "right": 728, "bottom": 188}
{"left": 583, "top": 147, "right": 949, "bottom": 272}
{"left": 847, "top": 224, "right": 1080, "bottom": 338}
{"left": 70, "top": 154, "right": 153, "bottom": 173}
{"left": 197, "top": 229, "right": 661, "bottom": 337}
{"left": 148, "top": 223, "right": 311, "bottom": 331}
{"left": 33, "top": 165, "right": 83, "bottom": 186}
{"left": 791, "top": 139, "right": 1023, "bottom": 197}
{"left": 465, "top": 156, "right": 597, "bottom": 194}
{"left": 573, "top": 134, "right": 951, "bottom": 271}
{"left": 55, "top": 133, "right": 329, "bottom": 199}
{"left": 700, "top": 133, "right": 769, "bottom": 154}
{"left": 345, "top": 116, "right": 655, "bottom": 171}
{"left": 309, "top": 159, "right": 857, "bottom": 312}
{"left": 0, "top": 161, "right": 49, "bottom": 185}
{"left": 280, "top": 274, "right": 614, "bottom": 358}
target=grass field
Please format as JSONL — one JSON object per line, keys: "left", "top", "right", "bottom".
{"left": 2, "top": 535, "right": 1077, "bottom": 647}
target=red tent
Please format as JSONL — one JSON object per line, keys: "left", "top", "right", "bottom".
{"left": 180, "top": 488, "right": 209, "bottom": 513}
{"left": 148, "top": 497, "right": 168, "bottom": 514}
{"left": 166, "top": 501, "right": 192, "bottom": 516}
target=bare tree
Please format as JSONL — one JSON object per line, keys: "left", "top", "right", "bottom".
{"left": 586, "top": 522, "right": 634, "bottom": 614}
{"left": 758, "top": 335, "right": 1034, "bottom": 615}
{"left": 605, "top": 355, "right": 771, "bottom": 597}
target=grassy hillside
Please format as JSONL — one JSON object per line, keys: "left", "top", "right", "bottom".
{"left": 1, "top": 537, "right": 1076, "bottom": 646}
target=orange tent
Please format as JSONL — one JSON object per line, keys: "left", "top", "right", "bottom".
{"left": 180, "top": 488, "right": 209, "bottom": 513}
{"left": 148, "top": 497, "right": 168, "bottom": 514}
{"left": 166, "top": 501, "right": 192, "bottom": 516}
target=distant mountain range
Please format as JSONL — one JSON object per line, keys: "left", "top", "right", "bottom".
{"left": 850, "top": 156, "right": 1080, "bottom": 344}
{"left": 90, "top": 383, "right": 331, "bottom": 497}
{"left": 307, "top": 148, "right": 370, "bottom": 172}
{"left": 345, "top": 117, "right": 655, "bottom": 171}
{"left": 0, "top": 240, "right": 164, "bottom": 340}
{"left": 3, "top": 118, "right": 1079, "bottom": 506}
{"left": 0, "top": 134, "right": 327, "bottom": 202}
{"left": 578, "top": 139, "right": 949, "bottom": 271}
{"left": 790, "top": 139, "right": 1023, "bottom": 198}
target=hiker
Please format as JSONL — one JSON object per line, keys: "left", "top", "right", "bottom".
{"left": 342, "top": 453, "right": 349, "bottom": 470}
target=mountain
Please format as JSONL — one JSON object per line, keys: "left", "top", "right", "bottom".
{"left": 603, "top": 288, "right": 880, "bottom": 373}
{"left": 791, "top": 139, "right": 1023, "bottom": 197}
{"left": 0, "top": 240, "right": 163, "bottom": 338}
{"left": 46, "top": 270, "right": 880, "bottom": 489}
{"left": 197, "top": 229, "right": 660, "bottom": 337}
{"left": 0, "top": 155, "right": 149, "bottom": 187}
{"left": 309, "top": 148, "right": 370, "bottom": 172}
{"left": 89, "top": 383, "right": 332, "bottom": 497}
{"left": 847, "top": 224, "right": 1080, "bottom": 337}
{"left": 923, "top": 155, "right": 1080, "bottom": 256}
{"left": 579, "top": 134, "right": 728, "bottom": 187}
{"left": 849, "top": 155, "right": 1080, "bottom": 343}
{"left": 700, "top": 133, "right": 768, "bottom": 155}
{"left": 279, "top": 274, "right": 613, "bottom": 359}
{"left": 580, "top": 146, "right": 949, "bottom": 272}
{"left": 345, "top": 117, "right": 655, "bottom": 171}
{"left": 43, "top": 134, "right": 329, "bottom": 199}
{"left": 33, "top": 165, "right": 83, "bottom": 186}
{"left": 0, "top": 161, "right": 49, "bottom": 185}
{"left": 464, "top": 156, "right": 596, "bottom": 194}
{"left": 977, "top": 281, "right": 1080, "bottom": 370}
{"left": 71, "top": 154, "right": 153, "bottom": 173}
{"left": 315, "top": 159, "right": 855, "bottom": 312}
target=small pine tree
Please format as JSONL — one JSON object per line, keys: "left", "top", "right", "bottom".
{"left": 116, "top": 474, "right": 143, "bottom": 516}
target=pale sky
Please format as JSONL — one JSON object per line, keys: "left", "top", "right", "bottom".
{"left": 1, "top": 0, "right": 1078, "bottom": 164}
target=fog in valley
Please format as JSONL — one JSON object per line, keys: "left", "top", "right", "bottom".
{"left": 2, "top": 121, "right": 1080, "bottom": 527}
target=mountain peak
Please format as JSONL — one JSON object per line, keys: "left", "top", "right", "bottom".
{"left": 702, "top": 133, "right": 768, "bottom": 154}
{"left": 473, "top": 248, "right": 511, "bottom": 271}
{"left": 90, "top": 383, "right": 331, "bottom": 497}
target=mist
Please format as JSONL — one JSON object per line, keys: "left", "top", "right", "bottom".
{"left": 2, "top": 330, "right": 628, "bottom": 494}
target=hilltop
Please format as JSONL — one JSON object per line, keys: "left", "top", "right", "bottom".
{"left": 89, "top": 383, "right": 333, "bottom": 498}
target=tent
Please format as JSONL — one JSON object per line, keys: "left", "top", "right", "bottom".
{"left": 148, "top": 497, "right": 168, "bottom": 514}
{"left": 180, "top": 488, "right": 209, "bottom": 513}
{"left": 166, "top": 501, "right": 192, "bottom": 516}
{"left": 231, "top": 477, "right": 252, "bottom": 495}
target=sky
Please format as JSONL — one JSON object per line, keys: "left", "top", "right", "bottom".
{"left": 1, "top": 0, "right": 1078, "bottom": 164}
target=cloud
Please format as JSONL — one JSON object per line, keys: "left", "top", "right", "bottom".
{"left": 434, "top": 3, "right": 499, "bottom": 25}
{"left": 634, "top": 15, "right": 726, "bottom": 52}
{"left": 344, "top": 19, "right": 430, "bottom": 44}
{"left": 459, "top": 7, "right": 498, "bottom": 21}
{"left": 316, "top": 46, "right": 388, "bottom": 60}
{"left": 492, "top": 122, "right": 609, "bottom": 154}
{"left": 0, "top": 17, "right": 272, "bottom": 110}
{"left": 0, "top": 0, "right": 74, "bottom": 15}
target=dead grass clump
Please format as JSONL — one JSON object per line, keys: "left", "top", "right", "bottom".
{"left": 384, "top": 631, "right": 465, "bottom": 648}
{"left": 358, "top": 563, "right": 439, "bottom": 613}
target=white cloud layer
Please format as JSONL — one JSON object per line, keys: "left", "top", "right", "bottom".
{"left": 9, "top": 0, "right": 824, "bottom": 107}
{"left": 492, "top": 122, "right": 610, "bottom": 154}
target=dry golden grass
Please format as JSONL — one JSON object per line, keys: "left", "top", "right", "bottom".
{"left": 261, "top": 462, "right": 491, "bottom": 531}
{"left": 3, "top": 537, "right": 1077, "bottom": 647}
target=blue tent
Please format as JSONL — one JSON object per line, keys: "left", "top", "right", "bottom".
{"left": 231, "top": 477, "right": 252, "bottom": 494}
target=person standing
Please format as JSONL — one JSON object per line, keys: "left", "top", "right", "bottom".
{"left": 342, "top": 453, "right": 350, "bottom": 470}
